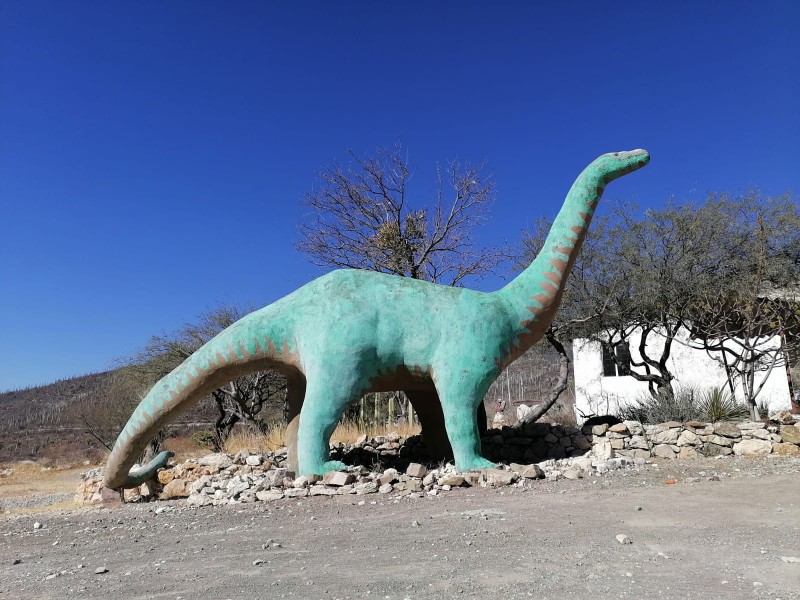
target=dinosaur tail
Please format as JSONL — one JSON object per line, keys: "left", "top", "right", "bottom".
{"left": 103, "top": 310, "right": 299, "bottom": 488}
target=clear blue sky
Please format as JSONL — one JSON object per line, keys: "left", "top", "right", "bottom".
{"left": 1, "top": 1, "right": 798, "bottom": 391}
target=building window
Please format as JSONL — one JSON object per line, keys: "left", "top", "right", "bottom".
{"left": 602, "top": 342, "right": 632, "bottom": 377}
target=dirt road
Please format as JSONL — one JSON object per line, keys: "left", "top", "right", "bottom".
{"left": 1, "top": 457, "right": 799, "bottom": 600}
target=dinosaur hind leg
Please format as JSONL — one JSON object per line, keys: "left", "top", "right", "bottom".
{"left": 284, "top": 374, "right": 306, "bottom": 473}
{"left": 405, "top": 390, "right": 452, "bottom": 460}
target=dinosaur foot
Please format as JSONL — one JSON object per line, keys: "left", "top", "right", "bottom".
{"left": 320, "top": 460, "right": 348, "bottom": 472}
{"left": 456, "top": 456, "right": 496, "bottom": 472}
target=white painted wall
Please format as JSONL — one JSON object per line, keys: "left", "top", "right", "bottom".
{"left": 572, "top": 327, "right": 791, "bottom": 422}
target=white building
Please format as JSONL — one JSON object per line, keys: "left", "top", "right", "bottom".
{"left": 572, "top": 327, "right": 793, "bottom": 422}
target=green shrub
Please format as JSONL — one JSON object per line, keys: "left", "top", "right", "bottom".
{"left": 191, "top": 430, "right": 216, "bottom": 449}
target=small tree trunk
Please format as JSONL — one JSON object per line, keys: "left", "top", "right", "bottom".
{"left": 744, "top": 364, "right": 761, "bottom": 420}
{"left": 518, "top": 330, "right": 570, "bottom": 424}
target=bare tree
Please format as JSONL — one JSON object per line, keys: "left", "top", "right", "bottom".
{"left": 524, "top": 191, "right": 800, "bottom": 420}
{"left": 515, "top": 215, "right": 618, "bottom": 422}
{"left": 125, "top": 306, "right": 287, "bottom": 449}
{"left": 297, "top": 143, "right": 505, "bottom": 286}
{"left": 685, "top": 194, "right": 800, "bottom": 418}
{"left": 296, "top": 143, "right": 507, "bottom": 432}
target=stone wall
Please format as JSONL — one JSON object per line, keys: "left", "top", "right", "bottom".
{"left": 75, "top": 418, "right": 800, "bottom": 508}
{"left": 586, "top": 419, "right": 800, "bottom": 460}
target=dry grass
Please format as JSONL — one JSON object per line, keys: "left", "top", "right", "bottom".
{"left": 330, "top": 421, "right": 420, "bottom": 444}
{"left": 223, "top": 424, "right": 287, "bottom": 455}
{"left": 222, "top": 420, "right": 422, "bottom": 455}
{"left": 537, "top": 403, "right": 579, "bottom": 428}
{"left": 162, "top": 435, "right": 209, "bottom": 459}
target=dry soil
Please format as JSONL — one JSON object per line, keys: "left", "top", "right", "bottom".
{"left": 1, "top": 456, "right": 799, "bottom": 600}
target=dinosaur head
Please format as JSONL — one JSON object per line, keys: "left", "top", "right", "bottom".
{"left": 597, "top": 149, "right": 650, "bottom": 183}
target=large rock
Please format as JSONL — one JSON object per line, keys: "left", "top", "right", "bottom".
{"left": 438, "top": 475, "right": 466, "bottom": 486}
{"left": 406, "top": 463, "right": 427, "bottom": 478}
{"left": 651, "top": 428, "right": 680, "bottom": 444}
{"left": 481, "top": 468, "right": 518, "bottom": 486}
{"left": 779, "top": 424, "right": 800, "bottom": 444}
{"left": 160, "top": 478, "right": 190, "bottom": 499}
{"left": 623, "top": 420, "right": 644, "bottom": 435}
{"left": 743, "top": 428, "right": 772, "bottom": 440}
{"left": 700, "top": 443, "right": 732, "bottom": 457}
{"left": 653, "top": 445, "right": 676, "bottom": 459}
{"left": 197, "top": 454, "right": 234, "bottom": 469}
{"left": 703, "top": 434, "right": 734, "bottom": 447}
{"left": 186, "top": 493, "right": 213, "bottom": 507}
{"left": 738, "top": 421, "right": 766, "bottom": 431}
{"left": 677, "top": 430, "right": 699, "bottom": 446}
{"left": 732, "top": 439, "right": 772, "bottom": 456}
{"left": 772, "top": 411, "right": 796, "bottom": 424}
{"left": 593, "top": 439, "right": 615, "bottom": 460}
{"left": 245, "top": 455, "right": 263, "bottom": 466}
{"left": 713, "top": 422, "right": 742, "bottom": 438}
{"left": 256, "top": 489, "right": 285, "bottom": 501}
{"left": 323, "top": 471, "right": 355, "bottom": 486}
{"left": 508, "top": 463, "right": 543, "bottom": 479}
{"left": 772, "top": 442, "right": 800, "bottom": 456}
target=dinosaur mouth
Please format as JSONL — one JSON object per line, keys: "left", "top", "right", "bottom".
{"left": 607, "top": 149, "right": 650, "bottom": 178}
{"left": 616, "top": 149, "right": 649, "bottom": 161}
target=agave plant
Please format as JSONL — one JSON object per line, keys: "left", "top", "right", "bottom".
{"left": 699, "top": 386, "right": 749, "bottom": 422}
{"left": 616, "top": 387, "right": 704, "bottom": 424}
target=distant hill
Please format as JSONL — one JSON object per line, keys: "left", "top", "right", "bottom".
{"left": 0, "top": 370, "right": 217, "bottom": 463}
{"left": 0, "top": 371, "right": 114, "bottom": 430}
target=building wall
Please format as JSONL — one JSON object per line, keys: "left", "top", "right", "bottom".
{"left": 572, "top": 328, "right": 791, "bottom": 422}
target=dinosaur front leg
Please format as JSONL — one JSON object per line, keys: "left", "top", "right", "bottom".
{"left": 434, "top": 374, "right": 496, "bottom": 472}
{"left": 295, "top": 372, "right": 360, "bottom": 476}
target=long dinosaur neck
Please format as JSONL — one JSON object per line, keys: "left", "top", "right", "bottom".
{"left": 494, "top": 156, "right": 615, "bottom": 364}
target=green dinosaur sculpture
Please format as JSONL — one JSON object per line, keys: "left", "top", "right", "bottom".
{"left": 103, "top": 150, "right": 650, "bottom": 488}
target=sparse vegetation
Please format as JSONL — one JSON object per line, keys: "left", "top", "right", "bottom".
{"left": 190, "top": 430, "right": 217, "bottom": 449}
{"left": 614, "top": 385, "right": 752, "bottom": 424}
{"left": 0, "top": 370, "right": 217, "bottom": 464}
{"left": 698, "top": 386, "right": 749, "bottom": 422}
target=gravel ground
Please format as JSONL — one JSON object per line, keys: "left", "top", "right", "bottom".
{"left": 1, "top": 456, "right": 799, "bottom": 600}
{"left": 0, "top": 493, "right": 75, "bottom": 512}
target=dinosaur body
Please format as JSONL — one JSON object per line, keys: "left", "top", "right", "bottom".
{"left": 104, "top": 150, "right": 650, "bottom": 488}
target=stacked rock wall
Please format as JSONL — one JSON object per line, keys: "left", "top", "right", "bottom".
{"left": 587, "top": 420, "right": 800, "bottom": 460}
{"left": 76, "top": 419, "right": 800, "bottom": 507}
